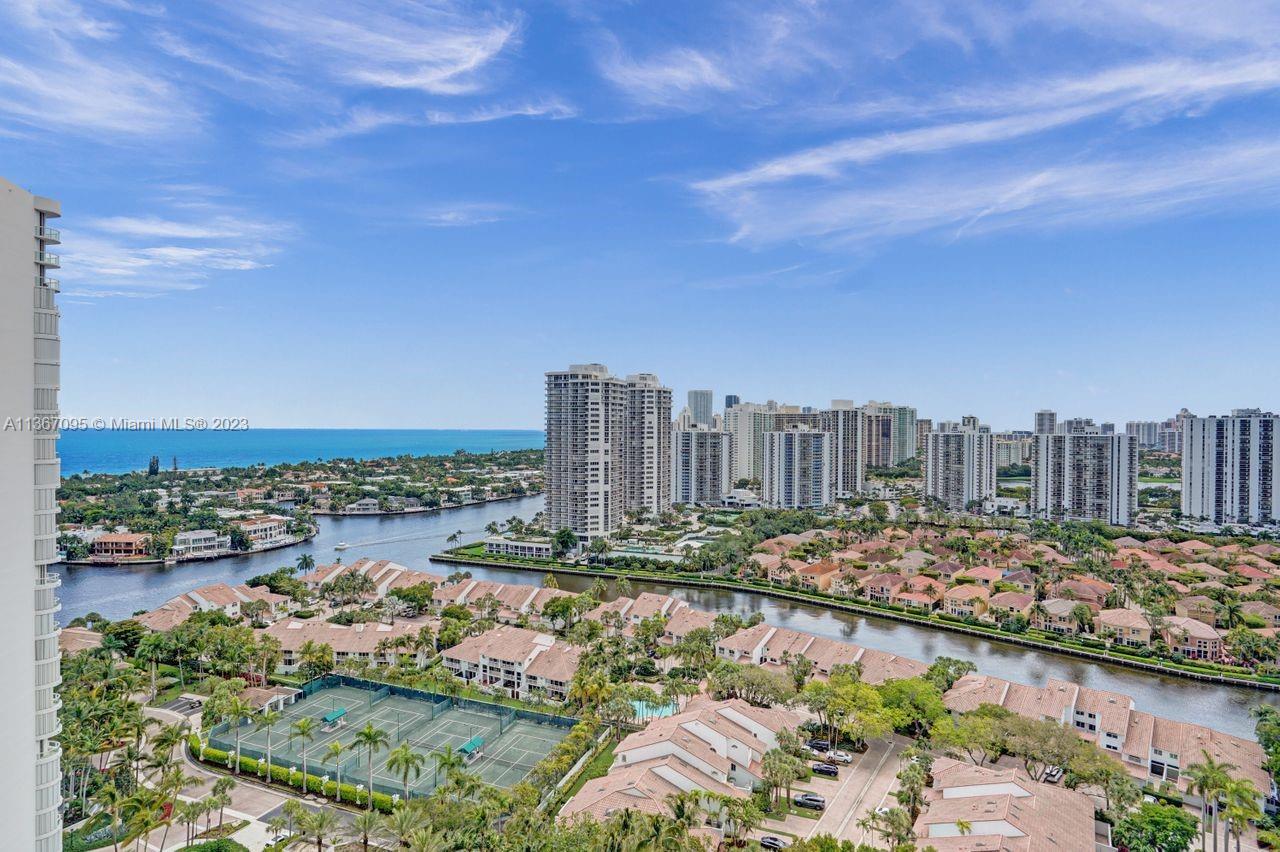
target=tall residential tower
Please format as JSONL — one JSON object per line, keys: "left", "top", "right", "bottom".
{"left": 924, "top": 420, "right": 996, "bottom": 512}
{"left": 1, "top": 176, "right": 63, "bottom": 850}
{"left": 1182, "top": 411, "right": 1278, "bottom": 526}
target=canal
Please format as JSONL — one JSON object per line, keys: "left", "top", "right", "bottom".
{"left": 59, "top": 495, "right": 1277, "bottom": 739}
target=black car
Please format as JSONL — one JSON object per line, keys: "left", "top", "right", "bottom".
{"left": 759, "top": 837, "right": 789, "bottom": 850}
{"left": 812, "top": 762, "right": 839, "bottom": 778}
{"left": 794, "top": 793, "right": 826, "bottom": 811}
{"left": 805, "top": 739, "right": 830, "bottom": 752}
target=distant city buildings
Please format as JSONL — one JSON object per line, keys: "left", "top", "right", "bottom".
{"left": 723, "top": 393, "right": 740, "bottom": 410}
{"left": 671, "top": 426, "right": 731, "bottom": 505}
{"left": 1126, "top": 420, "right": 1161, "bottom": 448}
{"left": 995, "top": 433, "right": 1033, "bottom": 467}
{"left": 761, "top": 425, "right": 832, "bottom": 509}
{"left": 544, "top": 364, "right": 673, "bottom": 539}
{"left": 862, "top": 401, "right": 917, "bottom": 465}
{"left": 1031, "top": 428, "right": 1137, "bottom": 526}
{"left": 1035, "top": 409, "right": 1057, "bottom": 435}
{"left": 687, "top": 389, "right": 713, "bottom": 427}
{"left": 1182, "top": 410, "right": 1278, "bottom": 526}
{"left": 924, "top": 419, "right": 996, "bottom": 512}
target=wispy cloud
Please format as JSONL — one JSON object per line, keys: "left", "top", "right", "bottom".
{"left": 224, "top": 0, "right": 523, "bottom": 96}
{"left": 597, "top": 40, "right": 735, "bottom": 108}
{"left": 414, "top": 202, "right": 516, "bottom": 227}
{"left": 277, "top": 98, "right": 576, "bottom": 147}
{"left": 701, "top": 137, "right": 1280, "bottom": 246}
{"left": 62, "top": 190, "right": 294, "bottom": 297}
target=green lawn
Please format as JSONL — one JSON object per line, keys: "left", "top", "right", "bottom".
{"left": 565, "top": 740, "right": 617, "bottom": 799}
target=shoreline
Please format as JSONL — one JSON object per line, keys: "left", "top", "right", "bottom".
{"left": 431, "top": 549, "right": 1280, "bottom": 694}
{"left": 61, "top": 526, "right": 320, "bottom": 568}
{"left": 310, "top": 491, "right": 539, "bottom": 518}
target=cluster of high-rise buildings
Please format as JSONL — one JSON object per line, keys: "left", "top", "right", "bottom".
{"left": 544, "top": 364, "right": 929, "bottom": 537}
{"left": 545, "top": 366, "right": 1278, "bottom": 538}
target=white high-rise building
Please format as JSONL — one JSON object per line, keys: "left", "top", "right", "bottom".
{"left": 1125, "top": 421, "right": 1161, "bottom": 448}
{"left": 671, "top": 427, "right": 731, "bottom": 505}
{"left": 761, "top": 425, "right": 832, "bottom": 509}
{"left": 545, "top": 364, "right": 626, "bottom": 540}
{"left": 724, "top": 400, "right": 786, "bottom": 483}
{"left": 995, "top": 434, "right": 1033, "bottom": 467}
{"left": 1031, "top": 431, "right": 1137, "bottom": 526}
{"left": 545, "top": 365, "right": 673, "bottom": 539}
{"left": 1035, "top": 410, "right": 1057, "bottom": 435}
{"left": 822, "top": 401, "right": 865, "bottom": 497}
{"left": 1182, "top": 411, "right": 1278, "bottom": 526}
{"left": 1, "top": 177, "right": 63, "bottom": 850}
{"left": 687, "top": 389, "right": 713, "bottom": 427}
{"left": 624, "top": 373, "right": 672, "bottom": 517}
{"left": 924, "top": 421, "right": 996, "bottom": 512}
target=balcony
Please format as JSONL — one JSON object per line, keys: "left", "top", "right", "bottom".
{"left": 35, "top": 225, "right": 61, "bottom": 244}
{"left": 35, "top": 275, "right": 60, "bottom": 292}
{"left": 35, "top": 585, "right": 61, "bottom": 616}
{"left": 36, "top": 572, "right": 60, "bottom": 591}
{"left": 35, "top": 251, "right": 60, "bottom": 267}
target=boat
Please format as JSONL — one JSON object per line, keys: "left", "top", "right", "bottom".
{"left": 334, "top": 542, "right": 349, "bottom": 551}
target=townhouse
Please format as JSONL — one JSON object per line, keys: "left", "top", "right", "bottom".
{"left": 299, "top": 557, "right": 445, "bottom": 599}
{"left": 913, "top": 758, "right": 1098, "bottom": 852}
{"left": 135, "top": 582, "right": 290, "bottom": 631}
{"left": 943, "top": 584, "right": 990, "bottom": 619}
{"left": 440, "top": 625, "right": 583, "bottom": 702}
{"left": 1160, "top": 616, "right": 1224, "bottom": 661}
{"left": 1095, "top": 609, "right": 1153, "bottom": 648}
{"left": 260, "top": 617, "right": 437, "bottom": 673}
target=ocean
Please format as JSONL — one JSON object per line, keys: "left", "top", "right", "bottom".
{"left": 58, "top": 428, "right": 545, "bottom": 475}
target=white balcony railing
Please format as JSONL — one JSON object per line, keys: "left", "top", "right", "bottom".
{"left": 35, "top": 225, "right": 61, "bottom": 243}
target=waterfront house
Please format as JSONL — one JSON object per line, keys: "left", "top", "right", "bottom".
{"left": 1033, "top": 598, "right": 1081, "bottom": 634}
{"left": 231, "top": 514, "right": 292, "bottom": 547}
{"left": 715, "top": 623, "right": 775, "bottom": 664}
{"left": 1160, "top": 616, "right": 1224, "bottom": 660}
{"left": 170, "top": 529, "right": 231, "bottom": 559}
{"left": 483, "top": 536, "right": 554, "bottom": 560}
{"left": 90, "top": 532, "right": 152, "bottom": 563}
{"left": 1095, "top": 609, "right": 1153, "bottom": 647}
{"left": 796, "top": 559, "right": 842, "bottom": 591}
{"left": 986, "top": 591, "right": 1034, "bottom": 622}
{"left": 942, "top": 584, "right": 989, "bottom": 619}
{"left": 862, "top": 572, "right": 907, "bottom": 603}
{"left": 661, "top": 607, "right": 717, "bottom": 646}
{"left": 1243, "top": 601, "right": 1280, "bottom": 628}
{"left": 955, "top": 566, "right": 1002, "bottom": 588}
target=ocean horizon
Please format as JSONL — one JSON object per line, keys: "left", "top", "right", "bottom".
{"left": 59, "top": 428, "right": 545, "bottom": 475}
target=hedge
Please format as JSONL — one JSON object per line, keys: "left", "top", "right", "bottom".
{"left": 188, "top": 735, "right": 396, "bottom": 813}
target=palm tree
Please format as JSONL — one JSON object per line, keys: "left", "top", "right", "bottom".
{"left": 352, "top": 722, "right": 391, "bottom": 809}
{"left": 430, "top": 744, "right": 465, "bottom": 789}
{"left": 349, "top": 810, "right": 382, "bottom": 851}
{"left": 91, "top": 782, "right": 128, "bottom": 852}
{"left": 1185, "top": 750, "right": 1236, "bottom": 852}
{"left": 289, "top": 717, "right": 318, "bottom": 786}
{"left": 223, "top": 696, "right": 255, "bottom": 772}
{"left": 386, "top": 743, "right": 428, "bottom": 800}
{"left": 296, "top": 553, "right": 315, "bottom": 573}
{"left": 256, "top": 709, "right": 282, "bottom": 777}
{"left": 212, "top": 775, "right": 237, "bottom": 827}
{"left": 293, "top": 806, "right": 343, "bottom": 851}
{"left": 324, "top": 740, "right": 347, "bottom": 801}
{"left": 663, "top": 791, "right": 704, "bottom": 833}
{"left": 381, "top": 805, "right": 428, "bottom": 846}
{"left": 1224, "top": 778, "right": 1262, "bottom": 852}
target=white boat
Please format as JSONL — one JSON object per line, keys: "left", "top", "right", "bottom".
{"left": 334, "top": 542, "right": 349, "bottom": 551}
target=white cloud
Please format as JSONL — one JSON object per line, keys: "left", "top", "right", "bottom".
{"left": 701, "top": 138, "right": 1280, "bottom": 246}
{"left": 414, "top": 202, "right": 515, "bottom": 227}
{"left": 598, "top": 41, "right": 735, "bottom": 108}
{"left": 278, "top": 98, "right": 576, "bottom": 146}
{"left": 225, "top": 0, "right": 522, "bottom": 95}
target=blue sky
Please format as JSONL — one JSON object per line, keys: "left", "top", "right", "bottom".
{"left": 3, "top": 0, "right": 1278, "bottom": 431}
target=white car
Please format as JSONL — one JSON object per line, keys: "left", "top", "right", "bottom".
{"left": 828, "top": 750, "right": 854, "bottom": 764}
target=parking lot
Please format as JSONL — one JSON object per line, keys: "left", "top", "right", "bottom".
{"left": 752, "top": 736, "right": 908, "bottom": 847}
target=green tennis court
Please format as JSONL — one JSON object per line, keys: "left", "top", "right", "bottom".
{"left": 209, "top": 682, "right": 570, "bottom": 798}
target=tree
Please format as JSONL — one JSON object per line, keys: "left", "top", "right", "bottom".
{"left": 1183, "top": 750, "right": 1236, "bottom": 852}
{"left": 289, "top": 717, "right": 317, "bottom": 782}
{"left": 352, "top": 722, "right": 391, "bottom": 809}
{"left": 924, "top": 656, "right": 977, "bottom": 692}
{"left": 297, "top": 640, "right": 334, "bottom": 681}
{"left": 325, "top": 741, "right": 347, "bottom": 801}
{"left": 552, "top": 528, "right": 579, "bottom": 557}
{"left": 294, "top": 806, "right": 343, "bottom": 851}
{"left": 1004, "top": 716, "right": 1087, "bottom": 782}
{"left": 256, "top": 710, "right": 282, "bottom": 777}
{"left": 929, "top": 709, "right": 1008, "bottom": 767}
{"left": 1114, "top": 802, "right": 1200, "bottom": 852}
{"left": 878, "top": 677, "right": 947, "bottom": 737}
{"left": 349, "top": 810, "right": 382, "bottom": 851}
{"left": 387, "top": 742, "right": 428, "bottom": 800}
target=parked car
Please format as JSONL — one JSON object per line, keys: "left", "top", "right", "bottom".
{"left": 759, "top": 837, "right": 789, "bottom": 850}
{"left": 812, "top": 762, "right": 839, "bottom": 778}
{"left": 794, "top": 793, "right": 826, "bottom": 811}
{"left": 1044, "top": 765, "right": 1064, "bottom": 783}
{"left": 828, "top": 749, "right": 854, "bottom": 764}
{"left": 806, "top": 739, "right": 830, "bottom": 752}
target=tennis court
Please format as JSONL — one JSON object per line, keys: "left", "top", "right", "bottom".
{"left": 209, "top": 682, "right": 570, "bottom": 798}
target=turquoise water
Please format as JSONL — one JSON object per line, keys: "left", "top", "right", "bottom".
{"left": 631, "top": 699, "right": 676, "bottom": 720}
{"left": 58, "top": 428, "right": 544, "bottom": 474}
